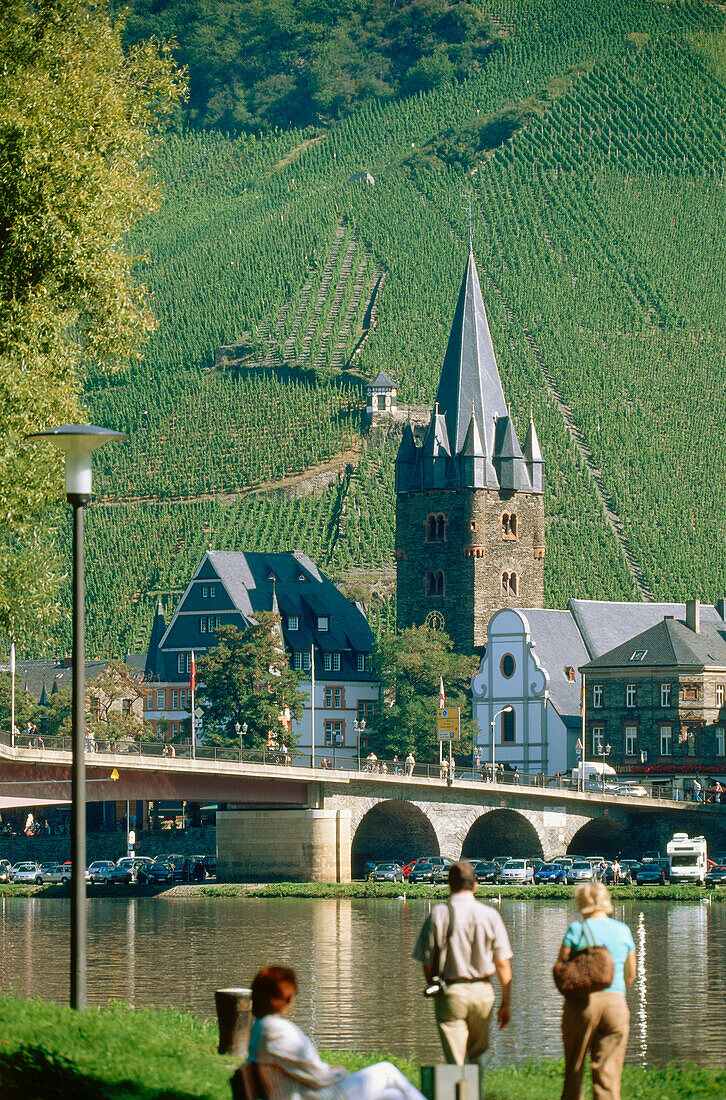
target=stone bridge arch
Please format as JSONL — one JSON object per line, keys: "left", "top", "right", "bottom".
{"left": 566, "top": 816, "right": 627, "bottom": 858}
{"left": 459, "top": 808, "right": 547, "bottom": 861}
{"left": 350, "top": 798, "right": 441, "bottom": 876}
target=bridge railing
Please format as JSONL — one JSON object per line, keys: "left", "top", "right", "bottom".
{"left": 0, "top": 731, "right": 718, "bottom": 803}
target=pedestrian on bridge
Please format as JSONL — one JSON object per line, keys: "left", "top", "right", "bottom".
{"left": 413, "top": 861, "right": 512, "bottom": 1066}
{"left": 405, "top": 752, "right": 415, "bottom": 777}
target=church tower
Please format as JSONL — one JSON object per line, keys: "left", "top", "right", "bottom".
{"left": 394, "top": 250, "right": 545, "bottom": 654}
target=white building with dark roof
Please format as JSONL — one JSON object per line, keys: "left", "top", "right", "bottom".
{"left": 144, "top": 550, "right": 379, "bottom": 763}
{"left": 472, "top": 599, "right": 726, "bottom": 777}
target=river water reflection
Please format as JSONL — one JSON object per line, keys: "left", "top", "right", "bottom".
{"left": 1, "top": 896, "right": 724, "bottom": 1067}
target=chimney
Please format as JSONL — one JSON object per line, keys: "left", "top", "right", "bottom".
{"left": 685, "top": 599, "right": 700, "bottom": 634}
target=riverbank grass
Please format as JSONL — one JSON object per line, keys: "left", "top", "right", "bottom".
{"left": 0, "top": 996, "right": 724, "bottom": 1099}
{"left": 195, "top": 882, "right": 723, "bottom": 902}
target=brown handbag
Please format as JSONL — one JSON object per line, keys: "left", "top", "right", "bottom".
{"left": 553, "top": 918, "right": 614, "bottom": 999}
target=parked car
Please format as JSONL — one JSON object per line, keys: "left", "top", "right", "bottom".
{"left": 534, "top": 862, "right": 567, "bottom": 884}
{"left": 59, "top": 861, "right": 92, "bottom": 883}
{"left": 408, "top": 862, "right": 437, "bottom": 884}
{"left": 619, "top": 860, "right": 641, "bottom": 884}
{"left": 88, "top": 860, "right": 115, "bottom": 885}
{"left": 469, "top": 860, "right": 499, "bottom": 884}
{"left": 404, "top": 856, "right": 453, "bottom": 881}
{"left": 636, "top": 861, "right": 667, "bottom": 886}
{"left": 640, "top": 850, "right": 661, "bottom": 863}
{"left": 498, "top": 859, "right": 535, "bottom": 884}
{"left": 705, "top": 863, "right": 726, "bottom": 888}
{"left": 201, "top": 854, "right": 216, "bottom": 877}
{"left": 105, "top": 858, "right": 150, "bottom": 885}
{"left": 39, "top": 863, "right": 65, "bottom": 883}
{"left": 10, "top": 862, "right": 44, "bottom": 885}
{"left": 139, "top": 858, "right": 185, "bottom": 885}
{"left": 368, "top": 862, "right": 405, "bottom": 883}
{"left": 617, "top": 784, "right": 649, "bottom": 798}
{"left": 566, "top": 860, "right": 596, "bottom": 885}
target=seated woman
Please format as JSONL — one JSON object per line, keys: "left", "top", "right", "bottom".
{"left": 249, "top": 966, "right": 426, "bottom": 1100}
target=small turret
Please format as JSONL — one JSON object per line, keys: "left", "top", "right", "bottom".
{"left": 395, "top": 422, "right": 419, "bottom": 493}
{"left": 145, "top": 599, "right": 167, "bottom": 680}
{"left": 421, "top": 403, "right": 451, "bottom": 489}
{"left": 523, "top": 414, "right": 544, "bottom": 494}
{"left": 494, "top": 415, "right": 529, "bottom": 491}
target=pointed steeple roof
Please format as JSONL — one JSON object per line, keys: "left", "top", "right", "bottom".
{"left": 144, "top": 599, "right": 167, "bottom": 679}
{"left": 435, "top": 250, "right": 508, "bottom": 458}
{"left": 461, "top": 407, "right": 485, "bottom": 457}
{"left": 421, "top": 403, "right": 451, "bottom": 458}
{"left": 495, "top": 415, "right": 525, "bottom": 460}
{"left": 39, "top": 681, "right": 48, "bottom": 707}
{"left": 523, "top": 415, "right": 543, "bottom": 463}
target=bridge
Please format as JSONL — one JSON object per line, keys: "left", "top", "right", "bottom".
{"left": 2, "top": 740, "right": 724, "bottom": 881}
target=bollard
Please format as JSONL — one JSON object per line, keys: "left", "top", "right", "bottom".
{"left": 215, "top": 987, "right": 253, "bottom": 1057}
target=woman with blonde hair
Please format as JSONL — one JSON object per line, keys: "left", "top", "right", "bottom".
{"left": 556, "top": 881, "right": 636, "bottom": 1100}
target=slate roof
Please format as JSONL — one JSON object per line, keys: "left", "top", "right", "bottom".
{"left": 150, "top": 550, "right": 374, "bottom": 682}
{"left": 395, "top": 250, "right": 540, "bottom": 494}
{"left": 519, "top": 609, "right": 590, "bottom": 719}
{"left": 583, "top": 616, "right": 726, "bottom": 671}
{"left": 569, "top": 599, "right": 724, "bottom": 659}
{"left": 1, "top": 659, "right": 111, "bottom": 703}
{"left": 369, "top": 372, "right": 396, "bottom": 389}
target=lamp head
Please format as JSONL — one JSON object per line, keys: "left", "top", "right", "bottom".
{"left": 26, "top": 424, "right": 128, "bottom": 499}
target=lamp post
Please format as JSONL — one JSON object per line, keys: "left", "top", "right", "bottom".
{"left": 27, "top": 425, "right": 127, "bottom": 1011}
{"left": 354, "top": 718, "right": 366, "bottom": 770}
{"left": 490, "top": 706, "right": 513, "bottom": 783}
{"left": 600, "top": 742, "right": 612, "bottom": 793}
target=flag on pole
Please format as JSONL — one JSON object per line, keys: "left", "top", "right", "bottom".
{"left": 190, "top": 650, "right": 196, "bottom": 692}
{"left": 439, "top": 676, "right": 445, "bottom": 709}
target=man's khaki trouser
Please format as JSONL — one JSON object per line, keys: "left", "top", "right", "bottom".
{"left": 561, "top": 991, "right": 630, "bottom": 1100}
{"left": 434, "top": 980, "right": 496, "bottom": 1065}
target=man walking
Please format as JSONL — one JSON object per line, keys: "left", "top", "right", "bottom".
{"left": 413, "top": 861, "right": 512, "bottom": 1066}
{"left": 405, "top": 751, "right": 415, "bottom": 777}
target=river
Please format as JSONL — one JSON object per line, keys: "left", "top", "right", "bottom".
{"left": 1, "top": 896, "right": 724, "bottom": 1068}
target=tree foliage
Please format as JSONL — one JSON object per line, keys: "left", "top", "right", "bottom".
{"left": 39, "top": 660, "right": 150, "bottom": 741}
{"left": 197, "top": 618, "right": 306, "bottom": 747}
{"left": 0, "top": 0, "right": 185, "bottom": 651}
{"left": 116, "top": 0, "right": 496, "bottom": 132}
{"left": 371, "top": 624, "right": 477, "bottom": 762}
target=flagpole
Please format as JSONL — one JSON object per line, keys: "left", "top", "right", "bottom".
{"left": 190, "top": 650, "right": 196, "bottom": 760}
{"left": 310, "top": 644, "right": 315, "bottom": 770}
{"left": 10, "top": 640, "right": 15, "bottom": 748}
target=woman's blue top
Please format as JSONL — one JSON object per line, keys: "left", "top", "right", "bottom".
{"left": 562, "top": 916, "right": 636, "bottom": 995}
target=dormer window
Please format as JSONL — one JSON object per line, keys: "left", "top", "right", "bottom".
{"left": 297, "top": 573, "right": 307, "bottom": 582}
{"left": 287, "top": 615, "right": 299, "bottom": 632}
{"left": 566, "top": 667, "right": 575, "bottom": 681}
{"left": 317, "top": 616, "right": 329, "bottom": 632}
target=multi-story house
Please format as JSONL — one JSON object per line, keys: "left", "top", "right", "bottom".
{"left": 580, "top": 600, "right": 726, "bottom": 788}
{"left": 143, "top": 549, "right": 378, "bottom": 763}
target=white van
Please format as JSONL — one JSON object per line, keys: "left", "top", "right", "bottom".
{"left": 666, "top": 833, "right": 708, "bottom": 885}
{"left": 571, "top": 761, "right": 619, "bottom": 792}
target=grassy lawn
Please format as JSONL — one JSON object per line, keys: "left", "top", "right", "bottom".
{"left": 0, "top": 997, "right": 724, "bottom": 1100}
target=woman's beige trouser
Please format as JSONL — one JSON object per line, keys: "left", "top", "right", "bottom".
{"left": 561, "top": 991, "right": 629, "bottom": 1100}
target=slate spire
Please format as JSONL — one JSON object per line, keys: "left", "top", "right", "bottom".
{"left": 434, "top": 249, "right": 508, "bottom": 460}
{"left": 144, "top": 599, "right": 167, "bottom": 680}
{"left": 523, "top": 413, "right": 544, "bottom": 492}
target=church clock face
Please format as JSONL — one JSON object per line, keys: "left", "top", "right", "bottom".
{"left": 425, "top": 610, "right": 445, "bottom": 631}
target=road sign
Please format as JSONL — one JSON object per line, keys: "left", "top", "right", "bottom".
{"left": 195, "top": 717, "right": 203, "bottom": 728}
{"left": 128, "top": 830, "right": 136, "bottom": 846}
{"left": 437, "top": 707, "right": 460, "bottom": 739}
{"left": 195, "top": 707, "right": 204, "bottom": 718}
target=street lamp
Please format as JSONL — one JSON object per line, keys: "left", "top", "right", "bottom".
{"left": 26, "top": 424, "right": 127, "bottom": 1011}
{"left": 600, "top": 742, "right": 612, "bottom": 793}
{"left": 354, "top": 718, "right": 366, "bottom": 770}
{"left": 490, "top": 706, "right": 513, "bottom": 783}
{"left": 575, "top": 737, "right": 584, "bottom": 791}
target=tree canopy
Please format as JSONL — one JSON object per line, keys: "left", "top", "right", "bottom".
{"left": 197, "top": 617, "right": 306, "bottom": 747}
{"left": 0, "top": 0, "right": 185, "bottom": 652}
{"left": 371, "top": 624, "right": 478, "bottom": 763}
{"left": 115, "top": 0, "right": 497, "bottom": 132}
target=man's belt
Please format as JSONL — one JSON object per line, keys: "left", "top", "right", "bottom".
{"left": 445, "top": 976, "right": 491, "bottom": 985}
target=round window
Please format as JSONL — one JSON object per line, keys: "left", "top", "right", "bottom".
{"left": 501, "top": 654, "right": 515, "bottom": 679}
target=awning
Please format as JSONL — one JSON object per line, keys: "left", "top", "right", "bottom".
{"left": 0, "top": 796, "right": 70, "bottom": 810}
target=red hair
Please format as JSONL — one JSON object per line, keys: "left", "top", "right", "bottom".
{"left": 251, "top": 966, "right": 298, "bottom": 1017}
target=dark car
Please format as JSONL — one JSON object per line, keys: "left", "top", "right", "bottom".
{"left": 705, "top": 864, "right": 726, "bottom": 887}
{"left": 470, "top": 860, "right": 498, "bottom": 884}
{"left": 106, "top": 858, "right": 150, "bottom": 885}
{"left": 408, "top": 862, "right": 436, "bottom": 884}
{"left": 404, "top": 856, "right": 453, "bottom": 881}
{"left": 140, "top": 857, "right": 186, "bottom": 885}
{"left": 368, "top": 862, "right": 404, "bottom": 883}
{"left": 534, "top": 862, "right": 567, "bottom": 884}
{"left": 619, "top": 860, "right": 641, "bottom": 884}
{"left": 636, "top": 861, "right": 667, "bottom": 886}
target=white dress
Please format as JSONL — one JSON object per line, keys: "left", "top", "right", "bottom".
{"left": 249, "top": 1015, "right": 425, "bottom": 1100}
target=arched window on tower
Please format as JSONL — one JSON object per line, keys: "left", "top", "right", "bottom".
{"left": 425, "top": 513, "right": 447, "bottom": 542}
{"left": 502, "top": 513, "right": 518, "bottom": 539}
{"left": 426, "top": 571, "right": 444, "bottom": 596}
{"left": 435, "top": 571, "right": 444, "bottom": 596}
{"left": 501, "top": 571, "right": 519, "bottom": 597}
{"left": 502, "top": 708, "right": 516, "bottom": 743}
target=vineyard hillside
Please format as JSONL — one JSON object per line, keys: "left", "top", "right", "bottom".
{"left": 48, "top": 0, "right": 726, "bottom": 660}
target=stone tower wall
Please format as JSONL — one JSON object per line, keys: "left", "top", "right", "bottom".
{"left": 395, "top": 488, "right": 545, "bottom": 653}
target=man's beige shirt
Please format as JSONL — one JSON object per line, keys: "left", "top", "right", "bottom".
{"left": 413, "top": 891, "right": 513, "bottom": 980}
